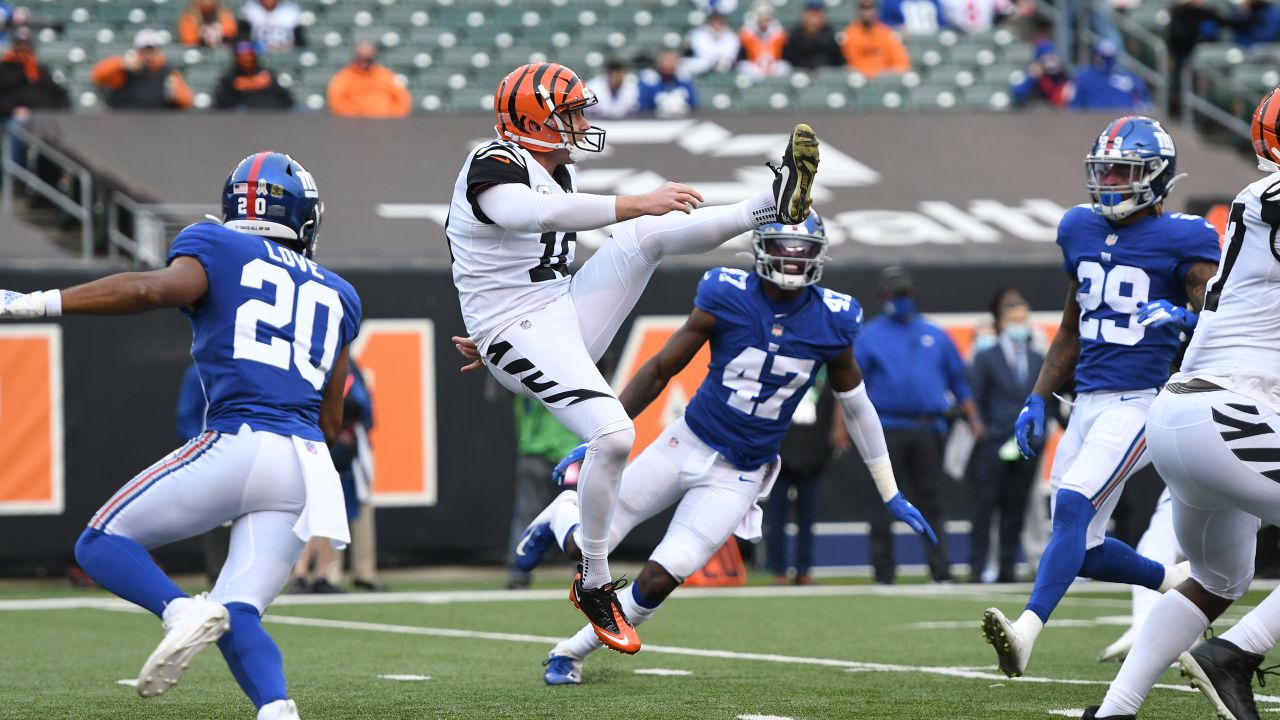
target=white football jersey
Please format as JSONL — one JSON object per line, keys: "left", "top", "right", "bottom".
{"left": 1174, "top": 172, "right": 1280, "bottom": 409}
{"left": 447, "top": 139, "right": 578, "bottom": 341}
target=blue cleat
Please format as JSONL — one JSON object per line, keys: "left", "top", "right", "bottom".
{"left": 515, "top": 490, "right": 577, "bottom": 573}
{"left": 543, "top": 653, "right": 582, "bottom": 686}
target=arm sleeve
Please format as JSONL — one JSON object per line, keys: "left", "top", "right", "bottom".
{"left": 835, "top": 382, "right": 900, "bottom": 502}
{"left": 90, "top": 57, "right": 126, "bottom": 89}
{"left": 476, "top": 182, "right": 617, "bottom": 234}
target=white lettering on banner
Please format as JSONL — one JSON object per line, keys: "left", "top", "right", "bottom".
{"left": 835, "top": 210, "right": 961, "bottom": 247}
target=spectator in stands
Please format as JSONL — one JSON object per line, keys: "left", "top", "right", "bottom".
{"left": 881, "top": 0, "right": 947, "bottom": 34}
{"left": 91, "top": 29, "right": 193, "bottom": 111}
{"left": 940, "top": 0, "right": 1014, "bottom": 34}
{"left": 1231, "top": 0, "right": 1280, "bottom": 47}
{"left": 326, "top": 41, "right": 410, "bottom": 118}
{"left": 0, "top": 3, "right": 13, "bottom": 45}
{"left": 178, "top": 0, "right": 238, "bottom": 48}
{"left": 1011, "top": 40, "right": 1070, "bottom": 107}
{"left": 684, "top": 9, "right": 741, "bottom": 75}
{"left": 638, "top": 50, "right": 698, "bottom": 116}
{"left": 783, "top": 0, "right": 845, "bottom": 71}
{"left": 842, "top": 0, "right": 912, "bottom": 77}
{"left": 738, "top": 3, "right": 790, "bottom": 79}
{"left": 214, "top": 41, "right": 292, "bottom": 110}
{"left": 967, "top": 292, "right": 1042, "bottom": 584}
{"left": 1169, "top": 0, "right": 1223, "bottom": 81}
{"left": 0, "top": 26, "right": 69, "bottom": 121}
{"left": 1068, "top": 39, "right": 1151, "bottom": 111}
{"left": 239, "top": 0, "right": 305, "bottom": 53}
{"left": 586, "top": 59, "right": 640, "bottom": 119}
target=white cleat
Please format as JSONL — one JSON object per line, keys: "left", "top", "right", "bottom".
{"left": 1098, "top": 625, "right": 1138, "bottom": 663}
{"left": 258, "top": 699, "right": 301, "bottom": 720}
{"left": 136, "top": 593, "right": 230, "bottom": 699}
{"left": 982, "top": 607, "right": 1033, "bottom": 678}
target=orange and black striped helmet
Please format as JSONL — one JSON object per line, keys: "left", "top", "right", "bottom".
{"left": 494, "top": 62, "right": 605, "bottom": 160}
{"left": 1253, "top": 86, "right": 1280, "bottom": 173}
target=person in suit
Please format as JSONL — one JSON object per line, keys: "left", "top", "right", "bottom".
{"left": 968, "top": 291, "right": 1043, "bottom": 583}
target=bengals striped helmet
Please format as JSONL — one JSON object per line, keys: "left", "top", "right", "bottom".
{"left": 494, "top": 63, "right": 604, "bottom": 161}
{"left": 1253, "top": 87, "right": 1280, "bottom": 173}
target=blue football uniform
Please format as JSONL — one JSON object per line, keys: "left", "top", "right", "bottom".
{"left": 167, "top": 222, "right": 362, "bottom": 442}
{"left": 1057, "top": 205, "right": 1220, "bottom": 393}
{"left": 682, "top": 267, "right": 863, "bottom": 470}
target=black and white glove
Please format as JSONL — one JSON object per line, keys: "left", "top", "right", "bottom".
{"left": 0, "top": 290, "right": 61, "bottom": 318}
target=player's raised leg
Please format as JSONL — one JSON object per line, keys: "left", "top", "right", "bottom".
{"left": 571, "top": 124, "right": 820, "bottom": 360}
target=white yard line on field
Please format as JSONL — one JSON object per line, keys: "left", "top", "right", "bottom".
{"left": 248, "top": 612, "right": 1280, "bottom": 705}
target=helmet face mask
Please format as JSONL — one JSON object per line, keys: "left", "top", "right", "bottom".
{"left": 1085, "top": 116, "right": 1180, "bottom": 222}
{"left": 752, "top": 210, "right": 829, "bottom": 290}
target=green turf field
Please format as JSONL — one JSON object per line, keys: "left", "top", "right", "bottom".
{"left": 1, "top": 580, "right": 1270, "bottom": 719}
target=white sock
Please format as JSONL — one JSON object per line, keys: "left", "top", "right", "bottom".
{"left": 619, "top": 583, "right": 662, "bottom": 627}
{"left": 1131, "top": 584, "right": 1161, "bottom": 630}
{"left": 632, "top": 191, "right": 773, "bottom": 263}
{"left": 557, "top": 624, "right": 604, "bottom": 660}
{"left": 1013, "top": 610, "right": 1044, "bottom": 644}
{"left": 576, "top": 429, "right": 631, "bottom": 589}
{"left": 550, "top": 494, "right": 580, "bottom": 555}
{"left": 1221, "top": 586, "right": 1280, "bottom": 655}
{"left": 1158, "top": 562, "right": 1190, "bottom": 592}
{"left": 1098, "top": 591, "right": 1209, "bottom": 717}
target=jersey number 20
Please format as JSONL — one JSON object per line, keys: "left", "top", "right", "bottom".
{"left": 233, "top": 259, "right": 344, "bottom": 390}
{"left": 723, "top": 347, "right": 815, "bottom": 420}
{"left": 1076, "top": 260, "right": 1149, "bottom": 346}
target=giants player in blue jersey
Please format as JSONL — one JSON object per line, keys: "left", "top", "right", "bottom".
{"left": 0, "top": 152, "right": 361, "bottom": 720}
{"left": 493, "top": 211, "right": 937, "bottom": 684}
{"left": 982, "top": 116, "right": 1221, "bottom": 678}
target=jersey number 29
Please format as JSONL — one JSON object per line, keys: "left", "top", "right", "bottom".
{"left": 233, "top": 258, "right": 344, "bottom": 390}
{"left": 1076, "top": 260, "right": 1149, "bottom": 346}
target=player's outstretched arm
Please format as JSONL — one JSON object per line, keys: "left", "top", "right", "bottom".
{"left": 476, "top": 181, "right": 705, "bottom": 234}
{"left": 617, "top": 308, "right": 715, "bottom": 419}
{"left": 0, "top": 257, "right": 209, "bottom": 319}
{"left": 828, "top": 347, "right": 937, "bottom": 544}
{"left": 319, "top": 346, "right": 351, "bottom": 446}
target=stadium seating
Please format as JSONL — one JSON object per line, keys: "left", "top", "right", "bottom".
{"left": 21, "top": 0, "right": 1041, "bottom": 113}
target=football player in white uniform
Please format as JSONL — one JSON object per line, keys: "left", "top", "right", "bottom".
{"left": 1083, "top": 88, "right": 1280, "bottom": 720}
{"left": 447, "top": 61, "right": 819, "bottom": 653}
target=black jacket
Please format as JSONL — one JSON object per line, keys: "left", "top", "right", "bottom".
{"left": 782, "top": 23, "right": 846, "bottom": 70}
{"left": 214, "top": 68, "right": 293, "bottom": 110}
{"left": 0, "top": 56, "right": 69, "bottom": 118}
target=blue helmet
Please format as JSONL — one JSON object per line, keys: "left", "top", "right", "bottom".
{"left": 751, "top": 209, "right": 829, "bottom": 289}
{"left": 221, "top": 151, "right": 323, "bottom": 257}
{"left": 1085, "top": 116, "right": 1183, "bottom": 222}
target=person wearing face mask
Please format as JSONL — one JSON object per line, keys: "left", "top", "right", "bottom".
{"left": 326, "top": 41, "right": 410, "bottom": 119}
{"left": 1068, "top": 40, "right": 1152, "bottom": 112}
{"left": 855, "top": 266, "right": 985, "bottom": 584}
{"left": 967, "top": 293, "right": 1043, "bottom": 584}
{"left": 214, "top": 41, "right": 292, "bottom": 111}
{"left": 841, "top": 0, "right": 912, "bottom": 78}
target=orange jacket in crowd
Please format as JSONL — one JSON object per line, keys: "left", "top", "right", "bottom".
{"left": 841, "top": 21, "right": 911, "bottom": 77}
{"left": 91, "top": 53, "right": 194, "bottom": 109}
{"left": 326, "top": 63, "right": 411, "bottom": 118}
{"left": 177, "top": 7, "right": 239, "bottom": 47}
{"left": 740, "top": 21, "right": 788, "bottom": 72}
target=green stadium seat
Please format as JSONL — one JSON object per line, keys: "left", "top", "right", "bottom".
{"left": 1232, "top": 65, "right": 1280, "bottom": 93}
{"left": 1190, "top": 42, "right": 1245, "bottom": 70}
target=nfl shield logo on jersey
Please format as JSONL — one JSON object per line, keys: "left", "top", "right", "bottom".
{"left": 771, "top": 324, "right": 784, "bottom": 337}
{"left": 1106, "top": 234, "right": 1119, "bottom": 246}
